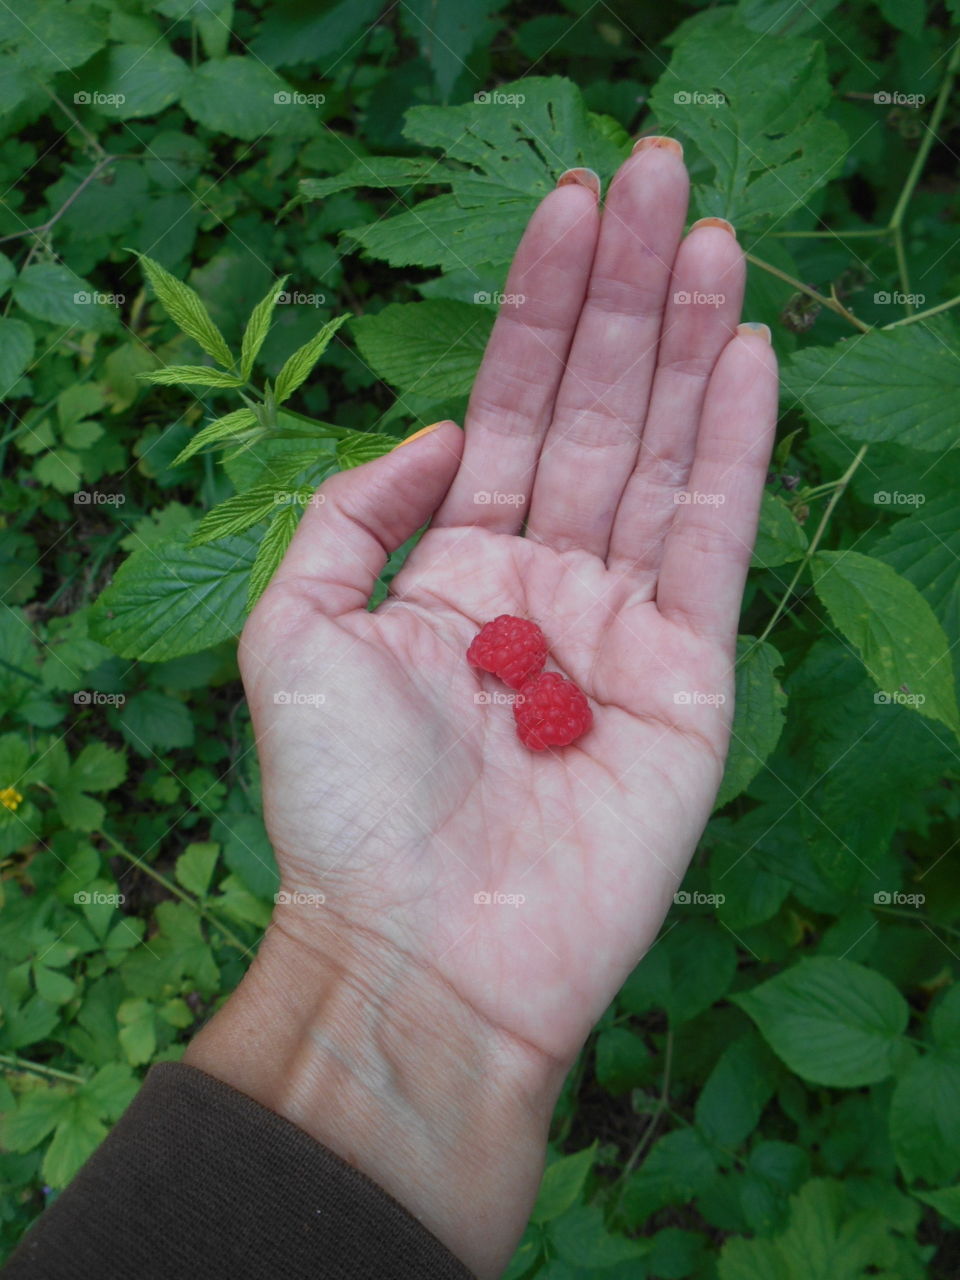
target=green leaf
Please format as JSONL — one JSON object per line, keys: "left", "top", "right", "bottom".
{"left": 33, "top": 963, "right": 76, "bottom": 1005}
{"left": 548, "top": 1202, "right": 649, "bottom": 1268}
{"left": 336, "top": 432, "right": 396, "bottom": 468}
{"left": 41, "top": 1097, "right": 107, "bottom": 1188}
{"left": 118, "top": 690, "right": 195, "bottom": 753}
{"left": 34, "top": 449, "right": 83, "bottom": 493}
{"left": 914, "top": 1185, "right": 960, "bottom": 1228}
{"left": 135, "top": 252, "right": 233, "bottom": 368}
{"left": 343, "top": 77, "right": 628, "bottom": 272}
{"left": 695, "top": 1033, "right": 779, "bottom": 1148}
{"left": 595, "top": 1027, "right": 649, "bottom": 1095}
{"left": 117, "top": 998, "right": 157, "bottom": 1065}
{"left": 530, "top": 1144, "right": 596, "bottom": 1224}
{"left": 138, "top": 365, "right": 244, "bottom": 388}
{"left": 352, "top": 301, "right": 493, "bottom": 401}
{"left": 400, "top": 0, "right": 503, "bottom": 99}
{"left": 871, "top": 493, "right": 960, "bottom": 651}
{"left": 13, "top": 264, "right": 117, "bottom": 331}
{"left": 648, "top": 11, "right": 847, "bottom": 225}
{"left": 86, "top": 43, "right": 190, "bottom": 118}
{"left": 247, "top": 502, "right": 301, "bottom": 609}
{"left": 733, "top": 958, "right": 909, "bottom": 1087}
{"left": 890, "top": 1050, "right": 960, "bottom": 1185}
{"left": 70, "top": 743, "right": 127, "bottom": 793}
{"left": 3, "top": 1085, "right": 71, "bottom": 1151}
{"left": 621, "top": 1129, "right": 717, "bottom": 1224}
{"left": 0, "top": 318, "right": 34, "bottom": 396}
{"left": 240, "top": 276, "right": 289, "bottom": 380}
{"left": 811, "top": 551, "right": 959, "bottom": 736}
{"left": 90, "top": 526, "right": 259, "bottom": 661}
{"left": 274, "top": 314, "right": 348, "bottom": 404}
{"left": 751, "top": 491, "right": 808, "bottom": 569}
{"left": 715, "top": 638, "right": 787, "bottom": 808}
{"left": 171, "top": 408, "right": 259, "bottom": 466}
{"left": 180, "top": 58, "right": 315, "bottom": 141}
{"left": 781, "top": 320, "right": 960, "bottom": 452}
{"left": 191, "top": 485, "right": 282, "bottom": 545}
{"left": 83, "top": 1062, "right": 139, "bottom": 1121}
{"left": 737, "top": 0, "right": 843, "bottom": 35}
{"left": 176, "top": 842, "right": 220, "bottom": 897}
{"left": 300, "top": 156, "right": 444, "bottom": 201}
{"left": 620, "top": 920, "right": 737, "bottom": 1025}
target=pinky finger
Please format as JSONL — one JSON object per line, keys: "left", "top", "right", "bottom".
{"left": 655, "top": 325, "right": 778, "bottom": 645}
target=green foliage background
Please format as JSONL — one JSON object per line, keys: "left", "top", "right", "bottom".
{"left": 2, "top": 0, "right": 960, "bottom": 1275}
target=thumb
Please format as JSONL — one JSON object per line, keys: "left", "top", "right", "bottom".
{"left": 267, "top": 420, "right": 463, "bottom": 615}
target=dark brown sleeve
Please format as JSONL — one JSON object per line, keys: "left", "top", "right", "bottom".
{"left": 2, "top": 1061, "right": 476, "bottom": 1280}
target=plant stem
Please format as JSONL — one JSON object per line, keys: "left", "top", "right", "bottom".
{"left": 889, "top": 40, "right": 960, "bottom": 231}
{"left": 744, "top": 253, "right": 870, "bottom": 332}
{"left": 99, "top": 830, "right": 249, "bottom": 953}
{"left": 767, "top": 228, "right": 888, "bottom": 239}
{"left": 612, "top": 1029, "right": 673, "bottom": 1218}
{"left": 757, "top": 445, "right": 869, "bottom": 645}
{"left": 0, "top": 1053, "right": 86, "bottom": 1084}
{"left": 883, "top": 292, "right": 960, "bottom": 328}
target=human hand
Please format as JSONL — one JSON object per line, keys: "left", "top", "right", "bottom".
{"left": 186, "top": 139, "right": 778, "bottom": 1278}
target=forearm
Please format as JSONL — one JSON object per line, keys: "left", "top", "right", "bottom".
{"left": 184, "top": 909, "right": 568, "bottom": 1279}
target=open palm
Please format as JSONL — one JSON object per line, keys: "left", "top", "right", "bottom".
{"left": 240, "top": 141, "right": 778, "bottom": 1073}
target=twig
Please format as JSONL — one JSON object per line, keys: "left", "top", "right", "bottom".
{"left": 0, "top": 156, "right": 118, "bottom": 246}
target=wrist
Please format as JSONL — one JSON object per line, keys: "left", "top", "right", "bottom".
{"left": 184, "top": 901, "right": 567, "bottom": 1278}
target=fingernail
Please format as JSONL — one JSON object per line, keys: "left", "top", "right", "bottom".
{"left": 690, "top": 216, "right": 736, "bottom": 239}
{"left": 391, "top": 421, "right": 445, "bottom": 451}
{"left": 632, "top": 135, "right": 683, "bottom": 159}
{"left": 556, "top": 167, "right": 600, "bottom": 198}
{"left": 737, "top": 322, "right": 771, "bottom": 342}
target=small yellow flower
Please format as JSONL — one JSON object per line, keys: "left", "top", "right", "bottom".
{"left": 0, "top": 786, "right": 23, "bottom": 812}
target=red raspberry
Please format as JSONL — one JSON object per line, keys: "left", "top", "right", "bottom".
{"left": 467, "top": 615, "right": 547, "bottom": 690}
{"left": 514, "top": 672, "right": 593, "bottom": 751}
